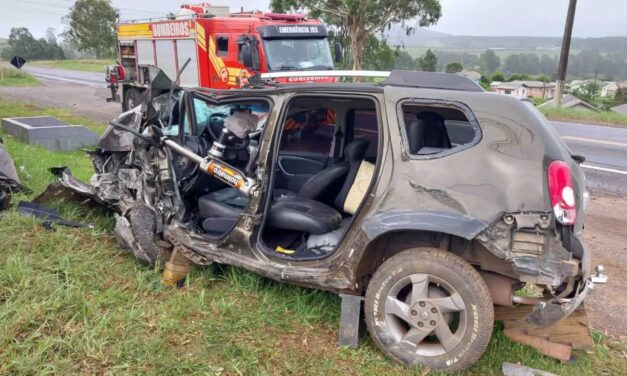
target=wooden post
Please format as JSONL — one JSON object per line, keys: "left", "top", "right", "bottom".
{"left": 0, "top": 58, "right": 4, "bottom": 81}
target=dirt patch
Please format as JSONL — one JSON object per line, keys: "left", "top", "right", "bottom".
{"left": 583, "top": 192, "right": 627, "bottom": 341}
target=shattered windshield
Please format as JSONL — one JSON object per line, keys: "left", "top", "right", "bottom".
{"left": 263, "top": 38, "right": 333, "bottom": 71}
{"left": 193, "top": 99, "right": 270, "bottom": 136}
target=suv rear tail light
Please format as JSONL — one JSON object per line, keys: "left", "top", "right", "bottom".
{"left": 548, "top": 161, "right": 577, "bottom": 225}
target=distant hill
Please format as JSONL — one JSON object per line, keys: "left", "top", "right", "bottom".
{"left": 386, "top": 28, "right": 627, "bottom": 55}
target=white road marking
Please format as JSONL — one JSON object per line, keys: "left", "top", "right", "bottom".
{"left": 581, "top": 163, "right": 627, "bottom": 176}
{"left": 562, "top": 136, "right": 627, "bottom": 148}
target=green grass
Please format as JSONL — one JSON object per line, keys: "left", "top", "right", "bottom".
{"left": 540, "top": 107, "right": 627, "bottom": 127}
{"left": 0, "top": 98, "right": 107, "bottom": 135}
{"left": 1, "top": 98, "right": 626, "bottom": 374}
{"left": 0, "top": 65, "right": 40, "bottom": 87}
{"left": 28, "top": 59, "right": 115, "bottom": 73}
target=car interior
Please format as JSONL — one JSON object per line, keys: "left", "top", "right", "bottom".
{"left": 171, "top": 93, "right": 476, "bottom": 261}
{"left": 401, "top": 104, "right": 476, "bottom": 155}
{"left": 259, "top": 96, "right": 380, "bottom": 260}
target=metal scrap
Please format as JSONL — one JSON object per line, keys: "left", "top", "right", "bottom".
{"left": 502, "top": 362, "right": 558, "bottom": 376}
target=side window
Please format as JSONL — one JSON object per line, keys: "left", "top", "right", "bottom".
{"left": 281, "top": 108, "right": 336, "bottom": 155}
{"left": 216, "top": 36, "right": 229, "bottom": 56}
{"left": 348, "top": 109, "right": 378, "bottom": 162}
{"left": 400, "top": 103, "right": 478, "bottom": 156}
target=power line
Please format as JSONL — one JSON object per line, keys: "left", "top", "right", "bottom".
{"left": 0, "top": 5, "right": 67, "bottom": 17}
{"left": 0, "top": 0, "right": 165, "bottom": 17}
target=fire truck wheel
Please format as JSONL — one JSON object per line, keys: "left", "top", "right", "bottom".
{"left": 123, "top": 88, "right": 144, "bottom": 112}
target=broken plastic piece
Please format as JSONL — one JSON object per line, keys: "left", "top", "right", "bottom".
{"left": 17, "top": 201, "right": 91, "bottom": 229}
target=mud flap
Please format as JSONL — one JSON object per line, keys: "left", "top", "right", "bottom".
{"left": 338, "top": 294, "right": 365, "bottom": 349}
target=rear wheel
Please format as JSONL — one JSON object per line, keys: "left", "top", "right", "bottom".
{"left": 364, "top": 247, "right": 493, "bottom": 372}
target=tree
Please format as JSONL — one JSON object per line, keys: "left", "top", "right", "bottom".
{"left": 479, "top": 49, "right": 500, "bottom": 73}
{"left": 507, "top": 73, "right": 531, "bottom": 81}
{"left": 417, "top": 49, "right": 437, "bottom": 71}
{"left": 573, "top": 82, "right": 601, "bottom": 102}
{"left": 444, "top": 62, "right": 463, "bottom": 73}
{"left": 270, "top": 0, "right": 441, "bottom": 70}
{"left": 4, "top": 27, "right": 42, "bottom": 60}
{"left": 491, "top": 71, "right": 505, "bottom": 82}
{"left": 64, "top": 0, "right": 119, "bottom": 59}
{"left": 363, "top": 37, "right": 395, "bottom": 71}
{"left": 1, "top": 27, "right": 64, "bottom": 60}
{"left": 43, "top": 28, "right": 65, "bottom": 60}
{"left": 614, "top": 87, "right": 627, "bottom": 106}
{"left": 394, "top": 50, "right": 417, "bottom": 70}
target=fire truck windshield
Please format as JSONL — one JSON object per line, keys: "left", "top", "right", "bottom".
{"left": 263, "top": 38, "right": 334, "bottom": 71}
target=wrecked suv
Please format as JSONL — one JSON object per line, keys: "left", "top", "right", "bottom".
{"left": 58, "top": 70, "right": 591, "bottom": 372}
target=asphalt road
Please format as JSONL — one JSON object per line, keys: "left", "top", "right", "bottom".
{"left": 7, "top": 66, "right": 627, "bottom": 194}
{"left": 553, "top": 121, "right": 627, "bottom": 195}
{"left": 23, "top": 66, "right": 106, "bottom": 88}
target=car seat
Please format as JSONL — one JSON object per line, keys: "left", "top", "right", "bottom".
{"left": 407, "top": 111, "right": 452, "bottom": 155}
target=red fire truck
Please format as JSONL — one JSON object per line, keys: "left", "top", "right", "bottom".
{"left": 106, "top": 3, "right": 340, "bottom": 110}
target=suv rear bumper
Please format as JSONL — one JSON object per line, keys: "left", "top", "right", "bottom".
{"left": 524, "top": 236, "right": 591, "bottom": 328}
{"left": 523, "top": 277, "right": 590, "bottom": 327}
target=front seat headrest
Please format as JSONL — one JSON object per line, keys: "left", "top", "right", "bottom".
{"left": 344, "top": 139, "right": 369, "bottom": 162}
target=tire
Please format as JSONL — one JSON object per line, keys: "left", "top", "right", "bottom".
{"left": 123, "top": 87, "right": 143, "bottom": 112}
{"left": 365, "top": 247, "right": 494, "bottom": 372}
{"left": 128, "top": 203, "right": 165, "bottom": 267}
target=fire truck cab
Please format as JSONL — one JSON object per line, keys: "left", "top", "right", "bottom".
{"left": 108, "top": 3, "right": 340, "bottom": 111}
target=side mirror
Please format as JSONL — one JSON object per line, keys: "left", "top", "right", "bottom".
{"left": 334, "top": 42, "right": 343, "bottom": 64}
{"left": 239, "top": 37, "right": 261, "bottom": 71}
{"left": 241, "top": 43, "right": 254, "bottom": 69}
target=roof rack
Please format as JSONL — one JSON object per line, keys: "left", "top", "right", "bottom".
{"left": 260, "top": 70, "right": 390, "bottom": 79}
{"left": 259, "top": 70, "right": 483, "bottom": 92}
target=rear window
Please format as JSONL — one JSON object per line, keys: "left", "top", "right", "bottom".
{"left": 400, "top": 102, "right": 479, "bottom": 157}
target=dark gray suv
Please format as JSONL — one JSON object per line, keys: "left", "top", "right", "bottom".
{"left": 55, "top": 70, "right": 590, "bottom": 372}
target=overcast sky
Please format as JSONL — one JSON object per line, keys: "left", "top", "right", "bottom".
{"left": 0, "top": 0, "right": 625, "bottom": 39}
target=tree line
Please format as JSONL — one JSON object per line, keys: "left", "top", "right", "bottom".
{"left": 411, "top": 48, "right": 627, "bottom": 80}
{"left": 1, "top": 0, "right": 118, "bottom": 61}
{"left": 1, "top": 28, "right": 65, "bottom": 61}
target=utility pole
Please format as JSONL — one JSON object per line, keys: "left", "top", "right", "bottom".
{"left": 554, "top": 0, "right": 578, "bottom": 107}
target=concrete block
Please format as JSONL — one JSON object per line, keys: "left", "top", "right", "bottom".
{"left": 1, "top": 116, "right": 100, "bottom": 152}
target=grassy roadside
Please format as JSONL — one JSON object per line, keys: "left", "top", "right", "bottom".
{"left": 0, "top": 65, "right": 40, "bottom": 87}
{"left": 541, "top": 107, "right": 627, "bottom": 128}
{"left": 27, "top": 59, "right": 114, "bottom": 73}
{"left": 1, "top": 99, "right": 626, "bottom": 374}
{"left": 0, "top": 98, "right": 107, "bottom": 135}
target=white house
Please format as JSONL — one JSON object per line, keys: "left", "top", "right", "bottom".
{"left": 492, "top": 81, "right": 556, "bottom": 99}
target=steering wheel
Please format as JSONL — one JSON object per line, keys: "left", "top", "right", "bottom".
{"left": 203, "top": 113, "right": 249, "bottom": 151}
{"left": 206, "top": 113, "right": 227, "bottom": 141}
